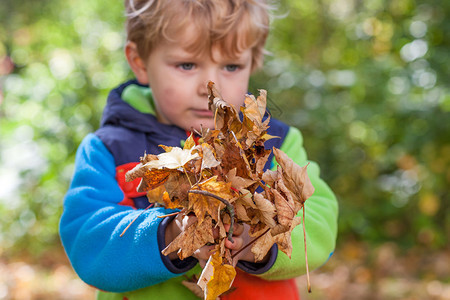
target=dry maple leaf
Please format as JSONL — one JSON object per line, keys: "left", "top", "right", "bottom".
{"left": 220, "top": 137, "right": 252, "bottom": 178}
{"left": 125, "top": 154, "right": 158, "bottom": 182}
{"left": 188, "top": 176, "right": 235, "bottom": 225}
{"left": 183, "top": 133, "right": 197, "bottom": 150}
{"left": 252, "top": 192, "right": 277, "bottom": 228}
{"left": 200, "top": 143, "right": 221, "bottom": 170}
{"left": 273, "top": 216, "right": 302, "bottom": 258}
{"left": 162, "top": 216, "right": 215, "bottom": 260}
{"left": 137, "top": 169, "right": 172, "bottom": 193}
{"left": 225, "top": 168, "right": 256, "bottom": 191}
{"left": 161, "top": 171, "right": 192, "bottom": 208}
{"left": 272, "top": 147, "right": 315, "bottom": 204}
{"left": 272, "top": 188, "right": 296, "bottom": 228}
{"left": 243, "top": 92, "right": 267, "bottom": 125}
{"left": 145, "top": 147, "right": 200, "bottom": 170}
{"left": 250, "top": 229, "right": 273, "bottom": 262}
{"left": 234, "top": 202, "right": 251, "bottom": 222}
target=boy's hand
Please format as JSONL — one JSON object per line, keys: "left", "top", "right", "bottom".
{"left": 225, "top": 223, "right": 270, "bottom": 267}
{"left": 165, "top": 213, "right": 215, "bottom": 266}
{"left": 165, "top": 215, "right": 269, "bottom": 267}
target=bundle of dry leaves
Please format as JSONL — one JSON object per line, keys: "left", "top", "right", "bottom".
{"left": 125, "top": 82, "right": 315, "bottom": 299}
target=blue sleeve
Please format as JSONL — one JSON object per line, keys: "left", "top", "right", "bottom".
{"left": 59, "top": 134, "right": 196, "bottom": 293}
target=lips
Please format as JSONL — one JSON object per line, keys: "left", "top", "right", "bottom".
{"left": 192, "top": 109, "right": 214, "bottom": 118}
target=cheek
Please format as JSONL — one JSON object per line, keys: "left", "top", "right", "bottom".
{"left": 156, "top": 87, "right": 179, "bottom": 107}
{"left": 162, "top": 87, "right": 177, "bottom": 100}
{"left": 225, "top": 84, "right": 248, "bottom": 107}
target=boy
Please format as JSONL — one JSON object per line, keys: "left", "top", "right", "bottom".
{"left": 59, "top": 0, "right": 338, "bottom": 299}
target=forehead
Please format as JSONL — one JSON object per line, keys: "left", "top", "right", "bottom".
{"left": 164, "top": 23, "right": 250, "bottom": 61}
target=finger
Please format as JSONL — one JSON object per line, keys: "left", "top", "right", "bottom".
{"left": 225, "top": 236, "right": 243, "bottom": 250}
{"left": 198, "top": 258, "right": 207, "bottom": 268}
{"left": 224, "top": 222, "right": 243, "bottom": 236}
{"left": 183, "top": 214, "right": 197, "bottom": 228}
{"left": 232, "top": 223, "right": 244, "bottom": 236}
{"left": 175, "top": 213, "right": 197, "bottom": 230}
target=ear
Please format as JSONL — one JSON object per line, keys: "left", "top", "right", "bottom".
{"left": 125, "top": 41, "right": 149, "bottom": 84}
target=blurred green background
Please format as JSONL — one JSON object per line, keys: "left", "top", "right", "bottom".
{"left": 1, "top": 0, "right": 449, "bottom": 299}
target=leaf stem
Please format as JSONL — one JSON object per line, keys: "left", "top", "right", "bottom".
{"left": 157, "top": 211, "right": 181, "bottom": 218}
{"left": 231, "top": 227, "right": 270, "bottom": 259}
{"left": 120, "top": 203, "right": 154, "bottom": 237}
{"left": 188, "top": 189, "right": 235, "bottom": 242}
{"left": 303, "top": 206, "right": 311, "bottom": 293}
{"left": 182, "top": 166, "right": 194, "bottom": 187}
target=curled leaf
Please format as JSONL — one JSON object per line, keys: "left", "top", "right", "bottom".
{"left": 253, "top": 193, "right": 276, "bottom": 228}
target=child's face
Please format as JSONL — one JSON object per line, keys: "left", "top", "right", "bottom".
{"left": 138, "top": 36, "right": 253, "bottom": 131}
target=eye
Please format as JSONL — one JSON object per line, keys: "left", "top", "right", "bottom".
{"left": 225, "top": 64, "right": 239, "bottom": 72}
{"left": 178, "top": 63, "right": 195, "bottom": 70}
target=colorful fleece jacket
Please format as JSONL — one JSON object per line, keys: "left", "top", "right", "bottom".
{"left": 59, "top": 80, "right": 338, "bottom": 300}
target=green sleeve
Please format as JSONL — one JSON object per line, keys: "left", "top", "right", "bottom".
{"left": 259, "top": 126, "right": 338, "bottom": 280}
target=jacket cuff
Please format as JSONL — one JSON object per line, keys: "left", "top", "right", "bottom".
{"left": 236, "top": 244, "right": 278, "bottom": 274}
{"left": 157, "top": 215, "right": 198, "bottom": 274}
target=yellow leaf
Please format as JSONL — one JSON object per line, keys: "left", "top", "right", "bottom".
{"left": 184, "top": 133, "right": 197, "bottom": 150}
{"left": 198, "top": 250, "right": 236, "bottom": 300}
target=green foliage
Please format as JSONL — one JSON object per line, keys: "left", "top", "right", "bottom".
{"left": 0, "top": 0, "right": 448, "bottom": 258}
{"left": 251, "top": 0, "right": 450, "bottom": 249}
{"left": 0, "top": 0, "right": 129, "bottom": 256}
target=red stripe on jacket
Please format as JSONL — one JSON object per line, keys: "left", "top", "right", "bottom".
{"left": 116, "top": 162, "right": 147, "bottom": 208}
{"left": 222, "top": 269, "right": 300, "bottom": 300}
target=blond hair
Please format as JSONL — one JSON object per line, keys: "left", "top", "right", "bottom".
{"left": 125, "top": 0, "right": 273, "bottom": 71}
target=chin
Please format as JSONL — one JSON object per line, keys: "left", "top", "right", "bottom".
{"left": 185, "top": 123, "right": 213, "bottom": 132}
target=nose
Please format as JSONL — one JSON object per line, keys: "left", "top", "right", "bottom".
{"left": 198, "top": 68, "right": 220, "bottom": 97}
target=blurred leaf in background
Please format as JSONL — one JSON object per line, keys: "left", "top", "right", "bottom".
{"left": 0, "top": 0, "right": 449, "bottom": 299}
